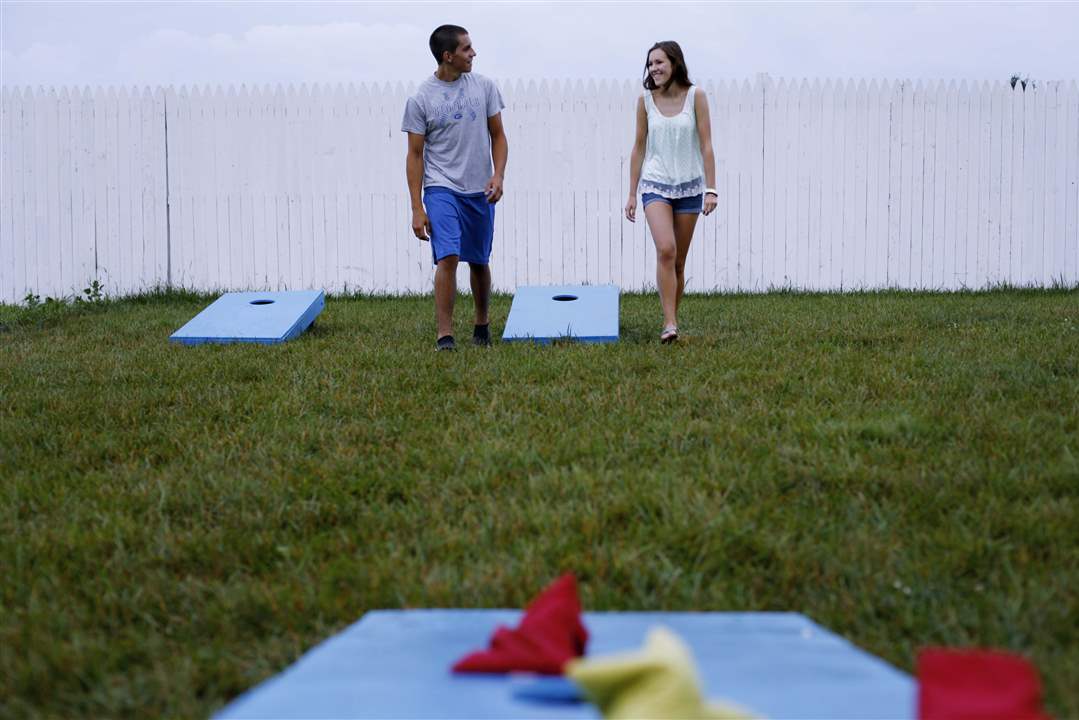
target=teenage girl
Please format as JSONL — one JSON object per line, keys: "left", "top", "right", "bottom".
{"left": 625, "top": 41, "right": 717, "bottom": 343}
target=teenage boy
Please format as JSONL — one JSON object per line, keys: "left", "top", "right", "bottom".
{"left": 402, "top": 25, "right": 508, "bottom": 350}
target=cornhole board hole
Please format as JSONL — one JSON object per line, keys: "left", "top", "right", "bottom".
{"left": 214, "top": 610, "right": 914, "bottom": 719}
{"left": 170, "top": 290, "right": 324, "bottom": 345}
{"left": 502, "top": 285, "right": 619, "bottom": 344}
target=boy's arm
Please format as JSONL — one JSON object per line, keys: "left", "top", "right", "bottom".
{"left": 485, "top": 112, "right": 507, "bottom": 204}
{"left": 406, "top": 132, "right": 430, "bottom": 240}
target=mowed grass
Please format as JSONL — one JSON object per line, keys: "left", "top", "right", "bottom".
{"left": 1, "top": 287, "right": 1077, "bottom": 719}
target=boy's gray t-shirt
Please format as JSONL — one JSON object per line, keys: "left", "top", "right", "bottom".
{"left": 401, "top": 73, "right": 505, "bottom": 195}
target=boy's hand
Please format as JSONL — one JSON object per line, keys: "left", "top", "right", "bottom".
{"left": 484, "top": 175, "right": 504, "bottom": 204}
{"left": 412, "top": 208, "right": 431, "bottom": 241}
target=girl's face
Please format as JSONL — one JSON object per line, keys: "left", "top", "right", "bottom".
{"left": 647, "top": 49, "right": 672, "bottom": 88}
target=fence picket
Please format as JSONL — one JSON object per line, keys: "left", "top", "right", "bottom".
{"left": 976, "top": 81, "right": 993, "bottom": 288}
{"left": 124, "top": 87, "right": 140, "bottom": 292}
{"left": 778, "top": 77, "right": 794, "bottom": 289}
{"left": 0, "top": 89, "right": 12, "bottom": 303}
{"left": 793, "top": 79, "right": 810, "bottom": 291}
{"left": 932, "top": 80, "right": 949, "bottom": 289}
{"left": 819, "top": 79, "right": 837, "bottom": 290}
{"left": 853, "top": 79, "right": 869, "bottom": 290}
{"left": 168, "top": 86, "right": 185, "bottom": 285}
{"left": 869, "top": 79, "right": 889, "bottom": 288}
{"left": 3, "top": 89, "right": 20, "bottom": 303}
{"left": 863, "top": 80, "right": 880, "bottom": 290}
{"left": 922, "top": 80, "right": 939, "bottom": 289}
{"left": 942, "top": 81, "right": 959, "bottom": 288}
{"left": 55, "top": 88, "right": 73, "bottom": 295}
{"left": 1066, "top": 81, "right": 1079, "bottom": 284}
{"left": 966, "top": 81, "right": 984, "bottom": 287}
{"left": 808, "top": 79, "right": 826, "bottom": 290}
{"left": 1048, "top": 81, "right": 1065, "bottom": 284}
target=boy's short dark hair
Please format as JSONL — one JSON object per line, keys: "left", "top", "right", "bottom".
{"left": 429, "top": 25, "right": 468, "bottom": 64}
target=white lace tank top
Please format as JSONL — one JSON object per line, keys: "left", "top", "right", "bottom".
{"left": 640, "top": 85, "right": 705, "bottom": 198}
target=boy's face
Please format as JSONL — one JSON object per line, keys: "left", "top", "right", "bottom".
{"left": 443, "top": 34, "right": 476, "bottom": 72}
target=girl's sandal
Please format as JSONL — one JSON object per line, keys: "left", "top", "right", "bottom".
{"left": 660, "top": 326, "right": 679, "bottom": 344}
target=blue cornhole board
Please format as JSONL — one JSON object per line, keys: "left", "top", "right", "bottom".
{"left": 214, "top": 610, "right": 914, "bottom": 719}
{"left": 502, "top": 285, "right": 619, "bottom": 344}
{"left": 169, "top": 291, "right": 324, "bottom": 345}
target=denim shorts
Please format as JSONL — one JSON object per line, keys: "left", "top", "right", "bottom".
{"left": 641, "top": 192, "right": 703, "bottom": 215}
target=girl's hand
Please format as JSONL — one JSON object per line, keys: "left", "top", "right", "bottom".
{"left": 703, "top": 193, "right": 718, "bottom": 216}
{"left": 624, "top": 195, "right": 637, "bottom": 223}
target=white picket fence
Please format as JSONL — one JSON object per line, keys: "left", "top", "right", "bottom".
{"left": 1, "top": 77, "right": 1077, "bottom": 304}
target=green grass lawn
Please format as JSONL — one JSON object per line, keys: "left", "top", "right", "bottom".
{"left": 2, "top": 288, "right": 1077, "bottom": 718}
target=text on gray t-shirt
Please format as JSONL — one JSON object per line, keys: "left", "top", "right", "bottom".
{"left": 401, "top": 73, "right": 505, "bottom": 195}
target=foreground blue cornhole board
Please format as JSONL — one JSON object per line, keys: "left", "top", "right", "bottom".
{"left": 214, "top": 610, "right": 914, "bottom": 719}
{"left": 169, "top": 291, "right": 324, "bottom": 345}
{"left": 502, "top": 285, "right": 619, "bottom": 344}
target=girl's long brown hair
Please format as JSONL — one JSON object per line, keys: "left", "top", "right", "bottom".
{"left": 642, "top": 41, "right": 693, "bottom": 91}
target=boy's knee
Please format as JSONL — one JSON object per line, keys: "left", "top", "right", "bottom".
{"left": 437, "top": 255, "right": 459, "bottom": 270}
{"left": 674, "top": 260, "right": 687, "bottom": 276}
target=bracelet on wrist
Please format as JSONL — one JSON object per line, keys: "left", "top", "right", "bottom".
{"left": 705, "top": 188, "right": 718, "bottom": 196}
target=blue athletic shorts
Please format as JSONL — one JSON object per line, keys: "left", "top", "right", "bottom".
{"left": 641, "top": 192, "right": 703, "bottom": 215}
{"left": 424, "top": 186, "right": 495, "bottom": 265}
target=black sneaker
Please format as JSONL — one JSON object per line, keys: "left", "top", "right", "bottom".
{"left": 472, "top": 323, "right": 491, "bottom": 347}
{"left": 436, "top": 335, "right": 456, "bottom": 352}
